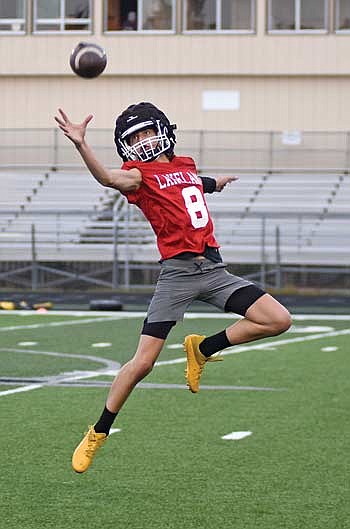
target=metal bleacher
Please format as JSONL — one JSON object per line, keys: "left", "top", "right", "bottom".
{"left": 206, "top": 172, "right": 349, "bottom": 265}
{"left": 0, "top": 170, "right": 116, "bottom": 260}
{"left": 0, "top": 169, "right": 349, "bottom": 266}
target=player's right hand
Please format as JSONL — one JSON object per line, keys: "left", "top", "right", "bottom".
{"left": 215, "top": 175, "right": 239, "bottom": 192}
{"left": 54, "top": 108, "right": 93, "bottom": 147}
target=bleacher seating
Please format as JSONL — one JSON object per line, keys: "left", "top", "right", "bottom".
{"left": 206, "top": 172, "right": 349, "bottom": 264}
{"left": 0, "top": 170, "right": 116, "bottom": 260}
{"left": 0, "top": 170, "right": 48, "bottom": 228}
{"left": 0, "top": 170, "right": 349, "bottom": 265}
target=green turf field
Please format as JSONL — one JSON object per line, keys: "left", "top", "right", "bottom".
{"left": 0, "top": 311, "right": 349, "bottom": 529}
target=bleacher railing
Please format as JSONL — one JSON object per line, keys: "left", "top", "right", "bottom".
{"left": 0, "top": 209, "right": 349, "bottom": 291}
{"left": 1, "top": 129, "right": 350, "bottom": 172}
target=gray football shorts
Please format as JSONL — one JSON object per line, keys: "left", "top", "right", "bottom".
{"left": 146, "top": 257, "right": 254, "bottom": 323}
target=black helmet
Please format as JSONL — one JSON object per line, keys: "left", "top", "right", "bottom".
{"left": 114, "top": 102, "right": 177, "bottom": 162}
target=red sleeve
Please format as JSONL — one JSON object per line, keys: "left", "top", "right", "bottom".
{"left": 120, "top": 161, "right": 142, "bottom": 204}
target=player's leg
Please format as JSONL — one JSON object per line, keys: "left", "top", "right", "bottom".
{"left": 104, "top": 333, "right": 166, "bottom": 414}
{"left": 72, "top": 258, "right": 199, "bottom": 472}
{"left": 92, "top": 259, "right": 195, "bottom": 436}
{"left": 72, "top": 321, "right": 175, "bottom": 473}
{"left": 226, "top": 292, "right": 291, "bottom": 344}
{"left": 200, "top": 288, "right": 292, "bottom": 355}
{"left": 185, "top": 267, "right": 291, "bottom": 392}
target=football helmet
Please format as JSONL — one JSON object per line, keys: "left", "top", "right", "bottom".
{"left": 114, "top": 102, "right": 177, "bottom": 162}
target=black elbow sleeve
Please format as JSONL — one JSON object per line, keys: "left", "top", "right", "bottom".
{"left": 200, "top": 176, "right": 217, "bottom": 194}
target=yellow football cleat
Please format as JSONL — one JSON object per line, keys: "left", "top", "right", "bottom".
{"left": 72, "top": 425, "right": 107, "bottom": 473}
{"left": 184, "top": 334, "right": 222, "bottom": 393}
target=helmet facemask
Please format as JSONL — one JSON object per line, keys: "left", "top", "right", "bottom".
{"left": 118, "top": 120, "right": 172, "bottom": 162}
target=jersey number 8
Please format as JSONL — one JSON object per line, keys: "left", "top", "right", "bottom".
{"left": 182, "top": 186, "right": 209, "bottom": 229}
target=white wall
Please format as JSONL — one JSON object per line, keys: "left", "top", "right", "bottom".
{"left": 0, "top": 0, "right": 349, "bottom": 130}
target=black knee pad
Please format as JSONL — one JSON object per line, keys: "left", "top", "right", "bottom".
{"left": 141, "top": 318, "right": 176, "bottom": 340}
{"left": 224, "top": 285, "right": 266, "bottom": 316}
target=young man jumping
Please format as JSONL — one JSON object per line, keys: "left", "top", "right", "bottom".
{"left": 55, "top": 102, "right": 291, "bottom": 473}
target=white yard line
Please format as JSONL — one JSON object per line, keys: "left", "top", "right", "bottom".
{"left": 220, "top": 327, "right": 350, "bottom": 356}
{"left": 0, "top": 383, "right": 44, "bottom": 397}
{"left": 0, "top": 369, "right": 115, "bottom": 398}
{"left": 0, "top": 347, "right": 119, "bottom": 369}
{"left": 291, "top": 314, "right": 350, "bottom": 321}
{"left": 0, "top": 313, "right": 349, "bottom": 398}
{"left": 222, "top": 431, "right": 252, "bottom": 440}
{"left": 0, "top": 310, "right": 350, "bottom": 321}
{"left": 0, "top": 310, "right": 147, "bottom": 318}
{"left": 0, "top": 312, "right": 349, "bottom": 335}
{"left": 0, "top": 316, "right": 123, "bottom": 332}
{"left": 155, "top": 328, "right": 350, "bottom": 366}
{"left": 0, "top": 344, "right": 120, "bottom": 398}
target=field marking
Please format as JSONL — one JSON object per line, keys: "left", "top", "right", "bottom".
{"left": 0, "top": 377, "right": 286, "bottom": 393}
{"left": 137, "top": 383, "right": 285, "bottom": 391}
{"left": 0, "top": 347, "right": 120, "bottom": 370}
{"left": 110, "top": 428, "right": 121, "bottom": 435}
{"left": 165, "top": 326, "right": 334, "bottom": 351}
{"left": 222, "top": 431, "right": 252, "bottom": 440}
{"left": 291, "top": 315, "right": 350, "bottom": 321}
{"left": 155, "top": 327, "right": 350, "bottom": 366}
{"left": 321, "top": 346, "right": 338, "bottom": 352}
{"left": 0, "top": 313, "right": 349, "bottom": 338}
{"left": 0, "top": 347, "right": 120, "bottom": 397}
{"left": 0, "top": 370, "right": 117, "bottom": 397}
{"left": 0, "top": 316, "right": 122, "bottom": 332}
{"left": 0, "top": 310, "right": 147, "bottom": 319}
{"left": 0, "top": 318, "right": 348, "bottom": 398}
{"left": 220, "top": 328, "right": 349, "bottom": 357}
{"left": 0, "top": 383, "right": 44, "bottom": 396}
{"left": 185, "top": 313, "right": 350, "bottom": 321}
{"left": 289, "top": 325, "right": 334, "bottom": 333}
{"left": 1, "top": 310, "right": 350, "bottom": 321}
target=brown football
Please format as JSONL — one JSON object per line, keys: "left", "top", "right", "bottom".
{"left": 70, "top": 42, "right": 107, "bottom": 79}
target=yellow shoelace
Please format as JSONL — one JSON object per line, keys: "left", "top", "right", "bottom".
{"left": 85, "top": 427, "right": 106, "bottom": 457}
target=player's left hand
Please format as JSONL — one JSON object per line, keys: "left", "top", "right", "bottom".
{"left": 215, "top": 175, "right": 239, "bottom": 192}
{"left": 54, "top": 108, "right": 93, "bottom": 148}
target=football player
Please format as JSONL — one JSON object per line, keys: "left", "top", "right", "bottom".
{"left": 55, "top": 102, "right": 291, "bottom": 473}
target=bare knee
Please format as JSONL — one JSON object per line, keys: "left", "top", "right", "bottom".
{"left": 129, "top": 356, "right": 154, "bottom": 381}
{"left": 269, "top": 309, "right": 292, "bottom": 336}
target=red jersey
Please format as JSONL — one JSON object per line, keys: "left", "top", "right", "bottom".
{"left": 121, "top": 156, "right": 219, "bottom": 260}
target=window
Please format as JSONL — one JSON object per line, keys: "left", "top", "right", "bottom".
{"left": 33, "top": 0, "right": 92, "bottom": 32}
{"left": 184, "top": 0, "right": 255, "bottom": 32}
{"left": 0, "top": 0, "right": 26, "bottom": 33}
{"left": 268, "top": 0, "right": 328, "bottom": 32}
{"left": 104, "top": 0, "right": 175, "bottom": 32}
{"left": 336, "top": 0, "right": 350, "bottom": 31}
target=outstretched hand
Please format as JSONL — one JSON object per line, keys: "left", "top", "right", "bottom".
{"left": 215, "top": 175, "right": 239, "bottom": 192}
{"left": 54, "top": 108, "right": 93, "bottom": 147}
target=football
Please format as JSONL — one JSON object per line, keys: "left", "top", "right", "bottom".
{"left": 70, "top": 42, "right": 107, "bottom": 79}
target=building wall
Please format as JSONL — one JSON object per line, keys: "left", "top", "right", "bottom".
{"left": 1, "top": 75, "right": 350, "bottom": 131}
{"left": 0, "top": 0, "right": 349, "bottom": 131}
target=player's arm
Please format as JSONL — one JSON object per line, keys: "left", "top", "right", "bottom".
{"left": 76, "top": 141, "right": 141, "bottom": 192}
{"left": 200, "top": 175, "right": 238, "bottom": 193}
{"left": 54, "top": 108, "right": 141, "bottom": 192}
